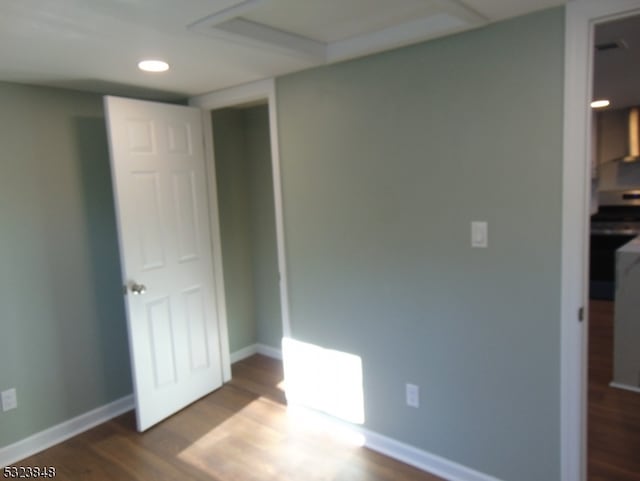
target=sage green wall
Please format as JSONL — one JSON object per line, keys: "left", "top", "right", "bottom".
{"left": 212, "top": 106, "right": 282, "bottom": 353}
{"left": 276, "top": 8, "right": 564, "bottom": 481}
{"left": 246, "top": 106, "right": 283, "bottom": 349}
{"left": 212, "top": 109, "right": 257, "bottom": 352}
{"left": 0, "top": 82, "right": 132, "bottom": 448}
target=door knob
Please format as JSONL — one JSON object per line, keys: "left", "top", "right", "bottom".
{"left": 130, "top": 282, "right": 147, "bottom": 295}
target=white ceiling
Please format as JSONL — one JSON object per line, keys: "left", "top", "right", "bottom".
{"left": 0, "top": 0, "right": 564, "bottom": 100}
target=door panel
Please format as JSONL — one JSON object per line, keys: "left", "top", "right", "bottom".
{"left": 105, "top": 96, "right": 223, "bottom": 431}
{"left": 172, "top": 172, "right": 201, "bottom": 262}
{"left": 133, "top": 173, "right": 166, "bottom": 269}
{"left": 126, "top": 119, "right": 156, "bottom": 153}
{"left": 167, "top": 121, "right": 192, "bottom": 154}
{"left": 184, "top": 286, "right": 210, "bottom": 370}
{"left": 147, "top": 297, "right": 177, "bottom": 387}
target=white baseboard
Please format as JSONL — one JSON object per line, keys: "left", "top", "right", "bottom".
{"left": 256, "top": 343, "right": 282, "bottom": 360}
{"left": 230, "top": 344, "right": 259, "bottom": 363}
{"left": 0, "top": 395, "right": 134, "bottom": 468}
{"left": 610, "top": 381, "right": 640, "bottom": 394}
{"left": 287, "top": 403, "right": 502, "bottom": 481}
{"left": 361, "top": 427, "right": 503, "bottom": 481}
{"left": 231, "top": 343, "right": 282, "bottom": 363}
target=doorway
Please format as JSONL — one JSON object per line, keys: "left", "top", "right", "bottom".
{"left": 189, "top": 79, "right": 291, "bottom": 376}
{"left": 587, "top": 12, "right": 640, "bottom": 481}
{"left": 211, "top": 102, "right": 283, "bottom": 360}
{"left": 563, "top": 2, "right": 640, "bottom": 480}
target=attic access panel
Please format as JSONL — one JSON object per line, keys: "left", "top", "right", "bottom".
{"left": 189, "top": 0, "right": 487, "bottom": 62}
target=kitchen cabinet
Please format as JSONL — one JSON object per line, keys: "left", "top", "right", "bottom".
{"left": 612, "top": 236, "right": 640, "bottom": 391}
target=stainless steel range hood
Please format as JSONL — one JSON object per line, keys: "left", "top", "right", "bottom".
{"left": 621, "top": 107, "right": 640, "bottom": 162}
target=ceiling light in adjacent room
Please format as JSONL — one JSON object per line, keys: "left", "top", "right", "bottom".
{"left": 138, "top": 59, "right": 170, "bottom": 72}
{"left": 591, "top": 99, "right": 610, "bottom": 109}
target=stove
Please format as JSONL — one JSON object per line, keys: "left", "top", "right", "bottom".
{"left": 590, "top": 189, "right": 640, "bottom": 299}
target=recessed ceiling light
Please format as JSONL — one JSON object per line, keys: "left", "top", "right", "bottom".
{"left": 138, "top": 59, "right": 169, "bottom": 73}
{"left": 591, "top": 99, "right": 610, "bottom": 109}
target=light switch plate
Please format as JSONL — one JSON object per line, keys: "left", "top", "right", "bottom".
{"left": 406, "top": 383, "right": 420, "bottom": 408}
{"left": 471, "top": 221, "right": 488, "bottom": 248}
{"left": 1, "top": 388, "right": 17, "bottom": 412}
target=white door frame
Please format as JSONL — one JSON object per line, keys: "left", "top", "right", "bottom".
{"left": 189, "top": 79, "right": 291, "bottom": 382}
{"left": 562, "top": 1, "right": 640, "bottom": 480}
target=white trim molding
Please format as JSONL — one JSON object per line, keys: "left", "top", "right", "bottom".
{"left": 562, "top": 2, "right": 640, "bottom": 481}
{"left": 199, "top": 108, "right": 233, "bottom": 383}
{"left": 231, "top": 343, "right": 283, "bottom": 363}
{"left": 363, "top": 429, "right": 503, "bottom": 481}
{"left": 287, "top": 404, "right": 503, "bottom": 481}
{"left": 190, "top": 78, "right": 293, "bottom": 342}
{"left": 230, "top": 344, "right": 259, "bottom": 363}
{"left": 256, "top": 343, "right": 283, "bottom": 360}
{"left": 0, "top": 395, "right": 134, "bottom": 468}
{"left": 190, "top": 78, "right": 274, "bottom": 111}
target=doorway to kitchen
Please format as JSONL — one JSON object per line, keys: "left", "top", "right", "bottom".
{"left": 586, "top": 11, "right": 640, "bottom": 481}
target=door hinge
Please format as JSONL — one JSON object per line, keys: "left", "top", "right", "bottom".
{"left": 578, "top": 307, "right": 584, "bottom": 322}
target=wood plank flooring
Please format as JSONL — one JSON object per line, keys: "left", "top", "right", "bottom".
{"left": 17, "top": 355, "right": 443, "bottom": 481}
{"left": 13, "top": 307, "right": 640, "bottom": 481}
{"left": 588, "top": 300, "right": 640, "bottom": 481}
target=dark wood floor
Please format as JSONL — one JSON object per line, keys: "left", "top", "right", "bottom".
{"left": 18, "top": 355, "right": 443, "bottom": 481}
{"left": 13, "top": 306, "right": 640, "bottom": 480}
{"left": 588, "top": 300, "right": 640, "bottom": 481}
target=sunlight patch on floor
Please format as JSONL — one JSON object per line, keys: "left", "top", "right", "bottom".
{"left": 286, "top": 404, "right": 366, "bottom": 447}
{"left": 177, "top": 395, "right": 364, "bottom": 481}
{"left": 177, "top": 341, "right": 366, "bottom": 480}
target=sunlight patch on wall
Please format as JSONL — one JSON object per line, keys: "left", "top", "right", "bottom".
{"left": 282, "top": 337, "right": 365, "bottom": 425}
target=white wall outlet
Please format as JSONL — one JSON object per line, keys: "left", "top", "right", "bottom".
{"left": 406, "top": 383, "right": 419, "bottom": 408}
{"left": 471, "top": 221, "right": 488, "bottom": 248}
{"left": 1, "top": 388, "right": 17, "bottom": 412}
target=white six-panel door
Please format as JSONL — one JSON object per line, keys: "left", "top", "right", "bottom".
{"left": 104, "top": 96, "right": 223, "bottom": 431}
